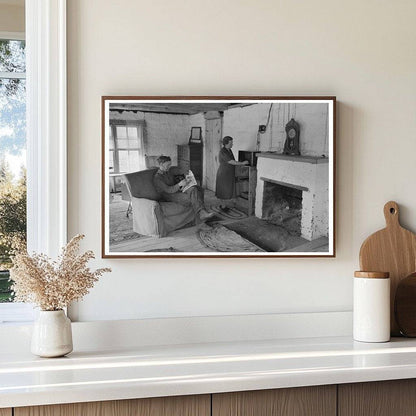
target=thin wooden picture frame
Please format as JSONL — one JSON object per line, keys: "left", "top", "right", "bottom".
{"left": 102, "top": 96, "right": 336, "bottom": 258}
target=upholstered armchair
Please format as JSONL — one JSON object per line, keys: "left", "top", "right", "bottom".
{"left": 123, "top": 168, "right": 195, "bottom": 238}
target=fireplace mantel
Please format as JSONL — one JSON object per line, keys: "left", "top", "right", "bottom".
{"left": 257, "top": 153, "right": 329, "bottom": 164}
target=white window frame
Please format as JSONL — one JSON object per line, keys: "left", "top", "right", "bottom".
{"left": 0, "top": 0, "right": 67, "bottom": 323}
{"left": 110, "top": 120, "right": 146, "bottom": 174}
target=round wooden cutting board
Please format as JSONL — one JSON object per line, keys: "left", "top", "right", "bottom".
{"left": 359, "top": 201, "right": 416, "bottom": 336}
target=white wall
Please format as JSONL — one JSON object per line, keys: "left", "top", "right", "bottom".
{"left": 67, "top": 0, "right": 416, "bottom": 321}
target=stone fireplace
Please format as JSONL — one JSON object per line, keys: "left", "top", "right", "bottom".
{"left": 255, "top": 153, "right": 329, "bottom": 241}
{"left": 262, "top": 181, "right": 303, "bottom": 235}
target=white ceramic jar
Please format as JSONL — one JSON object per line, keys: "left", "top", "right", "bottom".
{"left": 353, "top": 271, "right": 390, "bottom": 343}
{"left": 31, "top": 310, "right": 73, "bottom": 357}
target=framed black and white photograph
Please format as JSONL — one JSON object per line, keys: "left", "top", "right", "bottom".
{"left": 102, "top": 96, "right": 336, "bottom": 258}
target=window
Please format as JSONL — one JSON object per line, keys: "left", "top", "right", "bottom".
{"left": 110, "top": 121, "right": 146, "bottom": 174}
{"left": 109, "top": 120, "right": 145, "bottom": 195}
{"left": 0, "top": 35, "right": 26, "bottom": 306}
{"left": 0, "top": 0, "right": 67, "bottom": 323}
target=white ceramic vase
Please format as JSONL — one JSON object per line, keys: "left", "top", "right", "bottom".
{"left": 31, "top": 310, "right": 73, "bottom": 357}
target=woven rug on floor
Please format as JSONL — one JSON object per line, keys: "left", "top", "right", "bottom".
{"left": 109, "top": 200, "right": 141, "bottom": 244}
{"left": 197, "top": 223, "right": 264, "bottom": 252}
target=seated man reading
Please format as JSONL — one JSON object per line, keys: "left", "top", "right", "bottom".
{"left": 153, "top": 155, "right": 214, "bottom": 222}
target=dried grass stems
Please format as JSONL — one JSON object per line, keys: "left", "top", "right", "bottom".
{"left": 10, "top": 234, "right": 111, "bottom": 311}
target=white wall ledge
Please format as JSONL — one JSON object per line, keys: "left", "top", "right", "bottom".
{"left": 2, "top": 335, "right": 416, "bottom": 408}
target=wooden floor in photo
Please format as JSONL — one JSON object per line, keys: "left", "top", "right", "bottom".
{"left": 284, "top": 236, "right": 329, "bottom": 252}
{"left": 112, "top": 222, "right": 218, "bottom": 253}
{"left": 110, "top": 224, "right": 328, "bottom": 253}
{"left": 109, "top": 191, "right": 329, "bottom": 254}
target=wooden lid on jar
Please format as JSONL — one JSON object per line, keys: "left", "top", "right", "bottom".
{"left": 354, "top": 271, "right": 390, "bottom": 279}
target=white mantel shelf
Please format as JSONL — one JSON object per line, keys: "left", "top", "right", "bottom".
{"left": 257, "top": 153, "right": 329, "bottom": 164}
{"left": 3, "top": 335, "right": 416, "bottom": 409}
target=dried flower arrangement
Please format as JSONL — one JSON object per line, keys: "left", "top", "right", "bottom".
{"left": 10, "top": 234, "right": 111, "bottom": 311}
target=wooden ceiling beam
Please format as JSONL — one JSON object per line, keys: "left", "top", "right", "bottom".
{"left": 109, "top": 103, "right": 249, "bottom": 115}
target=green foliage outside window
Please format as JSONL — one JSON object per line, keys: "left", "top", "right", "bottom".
{"left": 0, "top": 38, "right": 27, "bottom": 302}
{"left": 0, "top": 161, "right": 26, "bottom": 302}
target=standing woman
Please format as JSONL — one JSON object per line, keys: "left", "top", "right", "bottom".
{"left": 215, "top": 136, "right": 248, "bottom": 212}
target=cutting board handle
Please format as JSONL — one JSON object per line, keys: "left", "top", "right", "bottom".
{"left": 384, "top": 201, "right": 400, "bottom": 228}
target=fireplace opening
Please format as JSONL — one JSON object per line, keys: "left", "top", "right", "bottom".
{"left": 262, "top": 181, "right": 303, "bottom": 236}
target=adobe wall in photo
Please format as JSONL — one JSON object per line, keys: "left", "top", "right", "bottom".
{"left": 110, "top": 110, "right": 190, "bottom": 166}
{"left": 222, "top": 103, "right": 329, "bottom": 158}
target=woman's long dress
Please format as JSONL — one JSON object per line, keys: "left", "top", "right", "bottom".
{"left": 215, "top": 147, "right": 235, "bottom": 200}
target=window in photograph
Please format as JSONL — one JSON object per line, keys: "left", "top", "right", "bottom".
{"left": 110, "top": 121, "right": 145, "bottom": 174}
